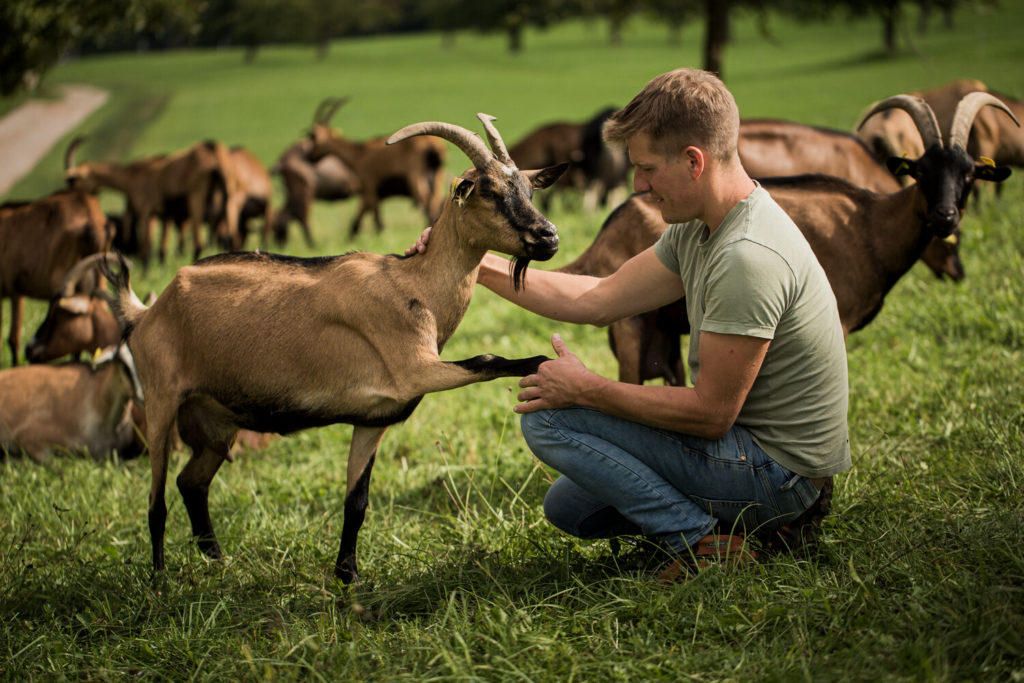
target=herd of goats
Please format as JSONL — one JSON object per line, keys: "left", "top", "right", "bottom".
{"left": 0, "top": 77, "right": 1021, "bottom": 583}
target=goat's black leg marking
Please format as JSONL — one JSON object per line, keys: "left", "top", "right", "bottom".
{"left": 176, "top": 444, "right": 228, "bottom": 560}
{"left": 149, "top": 495, "right": 168, "bottom": 572}
{"left": 451, "top": 354, "right": 551, "bottom": 377}
{"left": 335, "top": 451, "right": 376, "bottom": 584}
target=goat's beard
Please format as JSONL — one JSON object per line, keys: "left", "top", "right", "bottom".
{"left": 510, "top": 257, "right": 530, "bottom": 292}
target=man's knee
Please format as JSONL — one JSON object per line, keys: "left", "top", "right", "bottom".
{"left": 519, "top": 409, "right": 554, "bottom": 450}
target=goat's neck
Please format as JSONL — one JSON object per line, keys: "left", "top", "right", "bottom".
{"left": 404, "top": 217, "right": 487, "bottom": 343}
{"left": 82, "top": 162, "right": 144, "bottom": 193}
{"left": 320, "top": 137, "right": 365, "bottom": 169}
{"left": 870, "top": 186, "right": 935, "bottom": 286}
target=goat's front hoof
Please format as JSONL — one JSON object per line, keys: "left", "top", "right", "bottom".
{"left": 196, "top": 536, "right": 222, "bottom": 559}
{"left": 522, "top": 355, "right": 552, "bottom": 375}
{"left": 334, "top": 566, "right": 361, "bottom": 585}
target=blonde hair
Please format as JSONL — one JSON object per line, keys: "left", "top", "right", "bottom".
{"left": 603, "top": 68, "right": 740, "bottom": 162}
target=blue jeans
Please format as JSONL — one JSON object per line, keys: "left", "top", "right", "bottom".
{"left": 520, "top": 407, "right": 822, "bottom": 555}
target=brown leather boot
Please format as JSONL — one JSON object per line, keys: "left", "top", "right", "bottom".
{"left": 656, "top": 533, "right": 757, "bottom": 583}
{"left": 765, "top": 477, "right": 834, "bottom": 554}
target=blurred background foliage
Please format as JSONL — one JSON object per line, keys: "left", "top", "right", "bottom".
{"left": 1, "top": 0, "right": 990, "bottom": 96}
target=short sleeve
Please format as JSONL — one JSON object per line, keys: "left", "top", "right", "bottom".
{"left": 653, "top": 223, "right": 684, "bottom": 274}
{"left": 701, "top": 240, "right": 795, "bottom": 340}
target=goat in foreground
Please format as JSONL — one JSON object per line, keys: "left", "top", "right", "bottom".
{"left": 104, "top": 114, "right": 566, "bottom": 584}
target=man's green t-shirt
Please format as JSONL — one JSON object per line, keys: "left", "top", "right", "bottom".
{"left": 653, "top": 185, "right": 851, "bottom": 478}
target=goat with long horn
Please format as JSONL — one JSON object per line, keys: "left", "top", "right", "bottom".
{"left": 104, "top": 113, "right": 567, "bottom": 585}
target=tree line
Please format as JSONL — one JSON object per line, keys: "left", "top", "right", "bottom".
{"left": 2, "top": 0, "right": 981, "bottom": 97}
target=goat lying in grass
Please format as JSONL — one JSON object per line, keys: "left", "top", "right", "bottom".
{"left": 0, "top": 344, "right": 144, "bottom": 462}
{"left": 104, "top": 113, "right": 566, "bottom": 584}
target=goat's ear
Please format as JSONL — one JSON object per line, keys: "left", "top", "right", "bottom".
{"left": 974, "top": 161, "right": 1012, "bottom": 183}
{"left": 886, "top": 156, "right": 917, "bottom": 178}
{"left": 452, "top": 178, "right": 475, "bottom": 204}
{"left": 527, "top": 162, "right": 570, "bottom": 190}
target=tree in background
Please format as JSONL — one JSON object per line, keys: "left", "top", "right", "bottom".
{"left": 577, "top": 0, "right": 636, "bottom": 47}
{"left": 0, "top": 0, "right": 201, "bottom": 95}
{"left": 428, "top": 0, "right": 576, "bottom": 53}
{"left": 646, "top": 0, "right": 702, "bottom": 46}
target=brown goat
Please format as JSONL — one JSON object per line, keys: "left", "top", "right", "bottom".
{"left": 306, "top": 102, "right": 447, "bottom": 238}
{"left": 738, "top": 117, "right": 962, "bottom": 280}
{"left": 508, "top": 120, "right": 585, "bottom": 210}
{"left": 0, "top": 189, "right": 111, "bottom": 366}
{"left": 0, "top": 344, "right": 144, "bottom": 462}
{"left": 164, "top": 146, "right": 274, "bottom": 252}
{"left": 25, "top": 253, "right": 121, "bottom": 364}
{"left": 270, "top": 99, "right": 362, "bottom": 246}
{"left": 64, "top": 138, "right": 241, "bottom": 267}
{"left": 566, "top": 92, "right": 1017, "bottom": 386}
{"left": 103, "top": 113, "right": 566, "bottom": 584}
{"left": 507, "top": 108, "right": 631, "bottom": 213}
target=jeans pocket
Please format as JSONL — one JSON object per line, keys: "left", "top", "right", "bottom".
{"left": 781, "top": 474, "right": 821, "bottom": 512}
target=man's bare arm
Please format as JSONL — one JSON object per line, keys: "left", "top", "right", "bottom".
{"left": 517, "top": 331, "right": 769, "bottom": 439}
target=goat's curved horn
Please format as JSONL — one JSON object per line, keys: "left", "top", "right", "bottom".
{"left": 857, "top": 95, "right": 943, "bottom": 150}
{"left": 948, "top": 91, "right": 1020, "bottom": 150}
{"left": 476, "top": 113, "right": 513, "bottom": 166}
{"left": 313, "top": 96, "right": 348, "bottom": 126}
{"left": 59, "top": 252, "right": 118, "bottom": 298}
{"left": 65, "top": 136, "right": 87, "bottom": 170}
{"left": 388, "top": 121, "right": 493, "bottom": 170}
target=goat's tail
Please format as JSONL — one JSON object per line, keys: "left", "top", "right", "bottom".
{"left": 100, "top": 252, "right": 149, "bottom": 340}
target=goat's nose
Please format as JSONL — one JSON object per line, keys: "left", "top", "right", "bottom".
{"left": 537, "top": 223, "right": 557, "bottom": 240}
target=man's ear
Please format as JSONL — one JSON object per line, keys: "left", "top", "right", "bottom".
{"left": 685, "top": 146, "right": 706, "bottom": 179}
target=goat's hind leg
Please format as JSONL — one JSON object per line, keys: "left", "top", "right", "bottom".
{"left": 176, "top": 397, "right": 237, "bottom": 560}
{"left": 146, "top": 402, "right": 179, "bottom": 574}
{"left": 335, "top": 425, "right": 387, "bottom": 584}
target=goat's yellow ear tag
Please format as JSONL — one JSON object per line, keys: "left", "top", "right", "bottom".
{"left": 450, "top": 177, "right": 461, "bottom": 197}
{"left": 92, "top": 347, "right": 103, "bottom": 362}
{"left": 980, "top": 156, "right": 996, "bottom": 167}
{"left": 944, "top": 232, "right": 959, "bottom": 245}
{"left": 451, "top": 177, "right": 474, "bottom": 207}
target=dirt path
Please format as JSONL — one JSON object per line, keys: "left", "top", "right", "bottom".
{"left": 0, "top": 84, "right": 109, "bottom": 196}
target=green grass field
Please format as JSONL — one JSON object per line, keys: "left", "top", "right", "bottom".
{"left": 2, "top": 5, "right": 1023, "bottom": 680}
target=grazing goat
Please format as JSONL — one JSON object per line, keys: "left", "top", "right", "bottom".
{"left": 64, "top": 138, "right": 240, "bottom": 267}
{"left": 25, "top": 253, "right": 121, "bottom": 364}
{"left": 0, "top": 189, "right": 110, "bottom": 366}
{"left": 567, "top": 91, "right": 1017, "bottom": 386}
{"left": 738, "top": 117, "right": 962, "bottom": 280}
{"left": 306, "top": 101, "right": 447, "bottom": 238}
{"left": 0, "top": 344, "right": 144, "bottom": 462}
{"left": 270, "top": 98, "right": 362, "bottom": 246}
{"left": 103, "top": 113, "right": 566, "bottom": 584}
